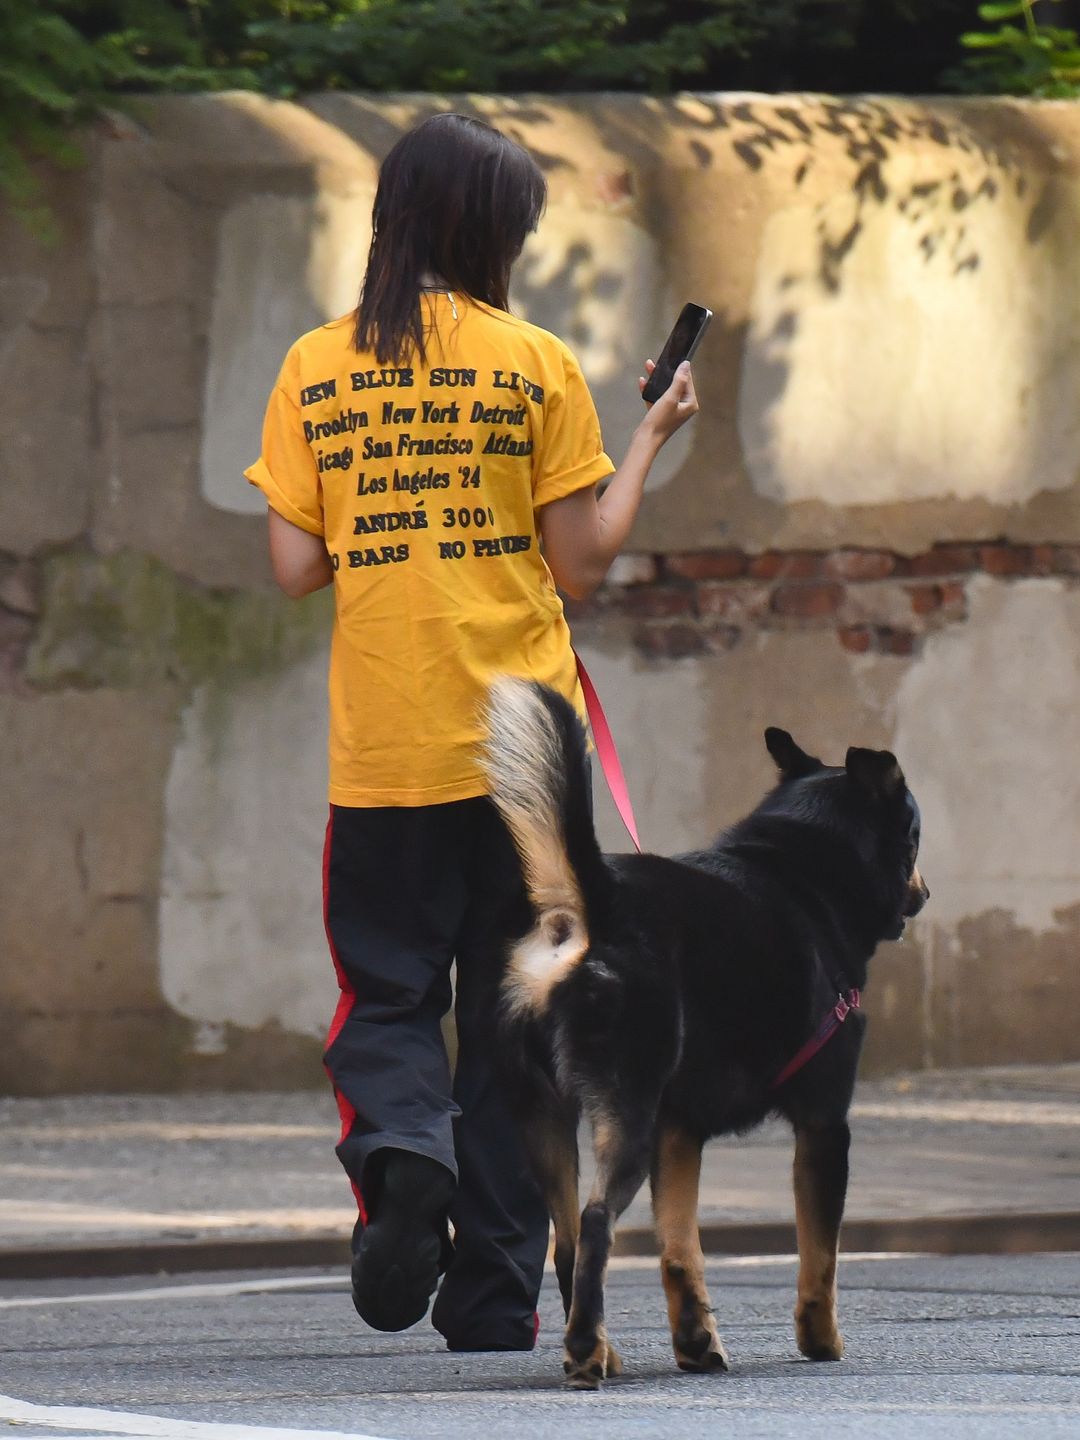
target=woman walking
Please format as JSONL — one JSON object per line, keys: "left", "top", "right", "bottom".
{"left": 246, "top": 111, "right": 698, "bottom": 1352}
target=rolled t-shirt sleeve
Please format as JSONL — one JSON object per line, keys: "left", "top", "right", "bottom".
{"left": 532, "top": 347, "right": 616, "bottom": 509}
{"left": 244, "top": 352, "right": 324, "bottom": 536}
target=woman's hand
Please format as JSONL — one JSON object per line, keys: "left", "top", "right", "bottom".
{"left": 637, "top": 359, "right": 699, "bottom": 444}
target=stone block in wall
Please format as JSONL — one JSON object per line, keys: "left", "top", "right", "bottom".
{"left": 0, "top": 329, "right": 93, "bottom": 553}
{"left": 96, "top": 302, "right": 203, "bottom": 432}
{"left": 0, "top": 686, "right": 178, "bottom": 1020}
{"left": 97, "top": 144, "right": 202, "bottom": 309}
{"left": 0, "top": 155, "right": 96, "bottom": 332}
{"left": 90, "top": 422, "right": 271, "bottom": 588}
{"left": 157, "top": 645, "right": 336, "bottom": 1044}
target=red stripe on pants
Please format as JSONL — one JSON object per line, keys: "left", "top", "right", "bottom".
{"left": 322, "top": 806, "right": 368, "bottom": 1225}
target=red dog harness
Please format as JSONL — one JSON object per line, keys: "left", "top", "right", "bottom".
{"left": 771, "top": 988, "right": 861, "bottom": 1090}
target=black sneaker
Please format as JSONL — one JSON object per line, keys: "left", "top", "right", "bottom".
{"left": 351, "top": 1150, "right": 456, "bottom": 1332}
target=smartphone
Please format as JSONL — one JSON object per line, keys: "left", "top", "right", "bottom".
{"left": 642, "top": 303, "right": 712, "bottom": 403}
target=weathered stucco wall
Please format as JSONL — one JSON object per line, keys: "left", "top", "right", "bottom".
{"left": 2, "top": 93, "right": 1079, "bottom": 1093}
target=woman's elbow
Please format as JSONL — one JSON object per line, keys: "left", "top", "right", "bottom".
{"left": 548, "top": 558, "right": 606, "bottom": 603}
{"left": 272, "top": 560, "right": 331, "bottom": 599}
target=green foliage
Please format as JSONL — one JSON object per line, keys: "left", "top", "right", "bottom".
{"left": 957, "top": 0, "right": 1080, "bottom": 95}
{"left": 0, "top": 0, "right": 259, "bottom": 235}
{"left": 4, "top": 1, "right": 1078, "bottom": 238}
{"left": 246, "top": 1, "right": 767, "bottom": 95}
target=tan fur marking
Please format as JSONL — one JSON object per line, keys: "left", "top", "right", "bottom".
{"left": 793, "top": 1136, "right": 844, "bottom": 1361}
{"left": 502, "top": 915, "right": 589, "bottom": 1019}
{"left": 563, "top": 1331, "right": 617, "bottom": 1389}
{"left": 653, "top": 1128, "right": 730, "bottom": 1373}
{"left": 482, "top": 678, "right": 590, "bottom": 1015}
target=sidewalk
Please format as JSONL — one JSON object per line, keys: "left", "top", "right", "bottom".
{"left": 1, "top": 1065, "right": 1078, "bottom": 1278}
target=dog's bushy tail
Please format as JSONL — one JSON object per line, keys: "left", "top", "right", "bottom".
{"left": 482, "top": 678, "right": 611, "bottom": 1015}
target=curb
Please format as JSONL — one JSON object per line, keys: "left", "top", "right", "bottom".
{"left": 2, "top": 1211, "right": 1080, "bottom": 1282}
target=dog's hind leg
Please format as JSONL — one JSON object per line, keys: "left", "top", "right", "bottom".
{"left": 792, "top": 1121, "right": 850, "bottom": 1361}
{"left": 652, "top": 1126, "right": 730, "bottom": 1374}
{"left": 520, "top": 1097, "right": 581, "bottom": 1321}
{"left": 562, "top": 1111, "right": 652, "bottom": 1389}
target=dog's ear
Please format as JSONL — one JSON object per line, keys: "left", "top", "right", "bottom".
{"left": 845, "top": 746, "right": 905, "bottom": 800}
{"left": 765, "top": 727, "right": 822, "bottom": 779}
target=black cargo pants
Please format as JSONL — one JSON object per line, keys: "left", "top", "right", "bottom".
{"left": 322, "top": 797, "right": 549, "bottom": 1350}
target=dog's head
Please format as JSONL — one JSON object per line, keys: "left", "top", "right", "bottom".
{"left": 763, "top": 727, "right": 929, "bottom": 942}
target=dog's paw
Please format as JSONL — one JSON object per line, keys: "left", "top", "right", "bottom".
{"left": 795, "top": 1304, "right": 844, "bottom": 1361}
{"left": 563, "top": 1336, "right": 619, "bottom": 1389}
{"left": 674, "top": 1325, "right": 730, "bottom": 1374}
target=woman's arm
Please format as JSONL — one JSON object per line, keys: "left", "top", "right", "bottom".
{"left": 539, "top": 360, "right": 698, "bottom": 601}
{"left": 267, "top": 507, "right": 334, "bottom": 598}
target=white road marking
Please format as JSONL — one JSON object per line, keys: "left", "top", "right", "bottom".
{"left": 0, "top": 1274, "right": 347, "bottom": 1310}
{"left": 0, "top": 1200, "right": 352, "bottom": 1236}
{"left": 0, "top": 1395, "right": 392, "bottom": 1440}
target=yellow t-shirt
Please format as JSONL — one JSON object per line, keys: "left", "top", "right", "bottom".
{"left": 245, "top": 294, "right": 615, "bottom": 807}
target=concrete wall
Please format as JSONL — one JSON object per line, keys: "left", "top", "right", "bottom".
{"left": 2, "top": 92, "right": 1079, "bottom": 1093}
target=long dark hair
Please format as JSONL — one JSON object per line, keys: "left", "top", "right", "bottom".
{"left": 355, "top": 113, "right": 546, "bottom": 364}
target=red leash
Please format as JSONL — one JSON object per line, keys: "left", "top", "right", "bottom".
{"left": 770, "top": 989, "right": 861, "bottom": 1090}
{"left": 575, "top": 653, "right": 642, "bottom": 853}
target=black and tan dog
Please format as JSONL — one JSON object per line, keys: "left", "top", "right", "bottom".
{"left": 481, "top": 678, "right": 928, "bottom": 1388}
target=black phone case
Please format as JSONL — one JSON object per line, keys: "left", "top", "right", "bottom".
{"left": 642, "top": 305, "right": 711, "bottom": 403}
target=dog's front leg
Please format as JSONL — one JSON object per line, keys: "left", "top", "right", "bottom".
{"left": 792, "top": 1121, "right": 850, "bottom": 1361}
{"left": 563, "top": 1116, "right": 651, "bottom": 1389}
{"left": 652, "top": 1126, "right": 730, "bottom": 1373}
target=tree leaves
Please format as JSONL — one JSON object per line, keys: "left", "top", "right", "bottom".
{"left": 6, "top": 0, "right": 1080, "bottom": 239}
{"left": 959, "top": 0, "right": 1080, "bottom": 93}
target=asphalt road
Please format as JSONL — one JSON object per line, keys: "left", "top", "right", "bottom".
{"left": 3, "top": 1254, "right": 1079, "bottom": 1440}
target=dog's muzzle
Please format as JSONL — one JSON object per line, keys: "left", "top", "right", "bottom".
{"left": 904, "top": 865, "right": 930, "bottom": 918}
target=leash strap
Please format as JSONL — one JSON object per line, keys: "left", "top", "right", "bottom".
{"left": 574, "top": 652, "right": 642, "bottom": 853}
{"left": 770, "top": 989, "right": 861, "bottom": 1091}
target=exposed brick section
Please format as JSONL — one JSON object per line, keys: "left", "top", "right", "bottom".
{"left": 838, "top": 625, "right": 873, "bottom": 654}
{"left": 621, "top": 586, "right": 696, "bottom": 619}
{"left": 979, "top": 543, "right": 1032, "bottom": 576}
{"left": 907, "top": 544, "right": 982, "bottom": 577}
{"left": 823, "top": 549, "right": 899, "bottom": 581}
{"left": 702, "top": 625, "right": 741, "bottom": 653}
{"left": 605, "top": 554, "right": 658, "bottom": 586}
{"left": 770, "top": 582, "right": 845, "bottom": 619}
{"left": 696, "top": 581, "right": 771, "bottom": 625}
{"left": 664, "top": 551, "right": 746, "bottom": 581}
{"left": 582, "top": 544, "right": 1078, "bottom": 661}
{"left": 748, "top": 551, "right": 824, "bottom": 580}
{"left": 877, "top": 628, "right": 917, "bottom": 657}
{"left": 908, "top": 583, "right": 945, "bottom": 616}
{"left": 838, "top": 625, "right": 916, "bottom": 657}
